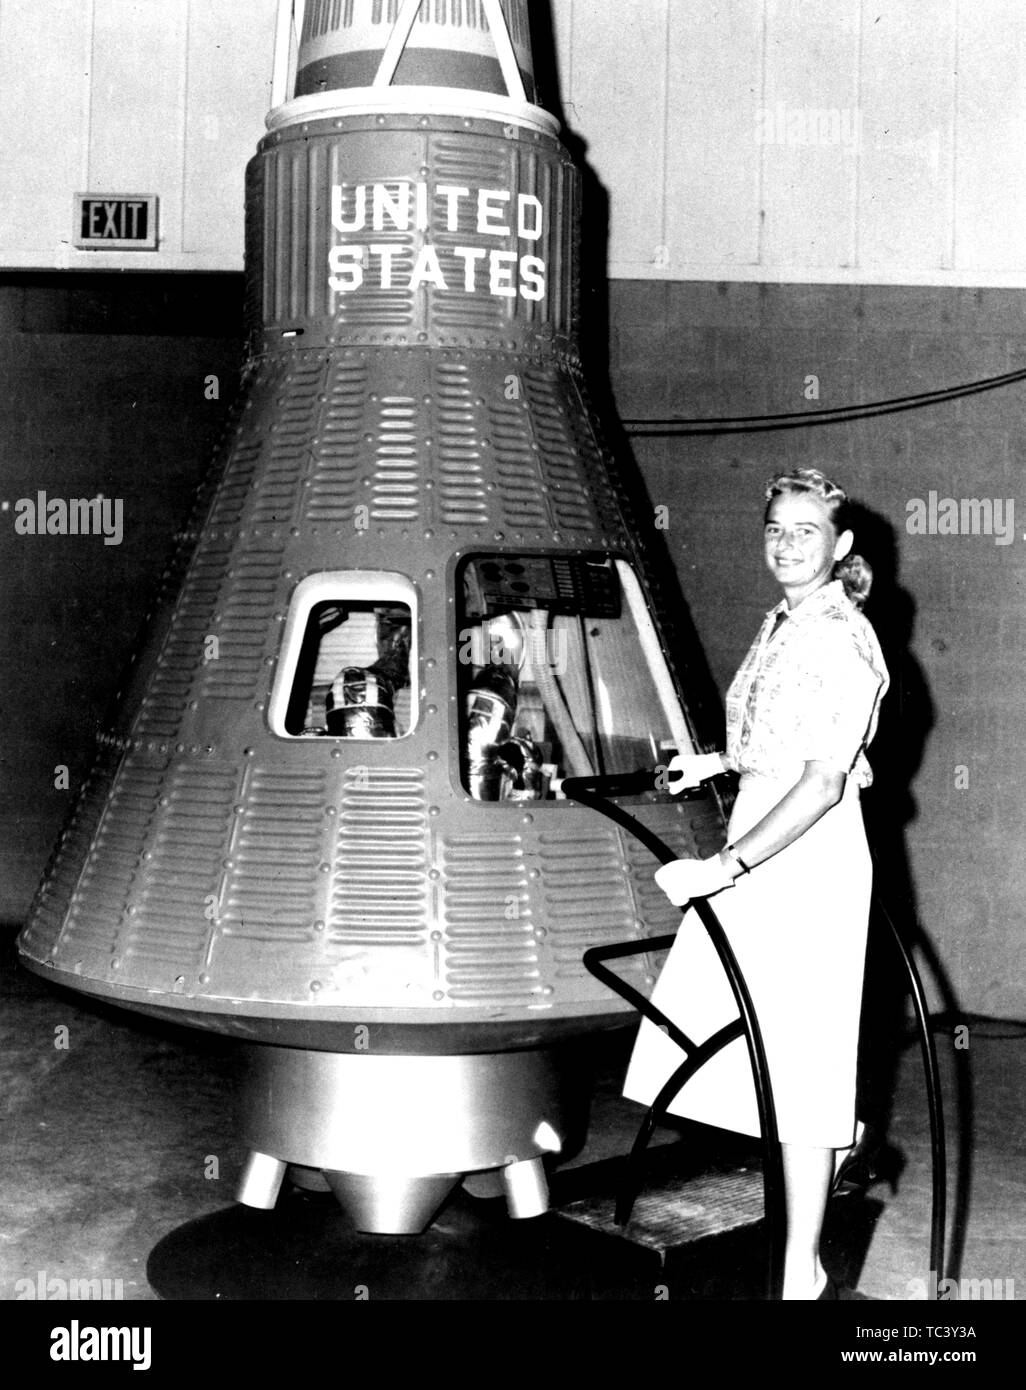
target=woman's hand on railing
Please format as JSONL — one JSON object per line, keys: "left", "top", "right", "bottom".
{"left": 654, "top": 854, "right": 735, "bottom": 905}
{"left": 663, "top": 751, "right": 726, "bottom": 793}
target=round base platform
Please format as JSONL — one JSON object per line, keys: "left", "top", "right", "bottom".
{"left": 146, "top": 1164, "right": 880, "bottom": 1301}
{"left": 146, "top": 1186, "right": 661, "bottom": 1301}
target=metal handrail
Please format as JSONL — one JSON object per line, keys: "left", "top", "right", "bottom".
{"left": 565, "top": 766, "right": 947, "bottom": 1302}
{"left": 867, "top": 866, "right": 947, "bottom": 1293}
{"left": 562, "top": 769, "right": 784, "bottom": 1301}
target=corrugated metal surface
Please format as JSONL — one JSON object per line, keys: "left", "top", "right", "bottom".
{"left": 307, "top": 359, "right": 368, "bottom": 522}
{"left": 19, "top": 108, "right": 726, "bottom": 1040}
{"left": 441, "top": 831, "right": 538, "bottom": 1003}
{"left": 202, "top": 544, "right": 283, "bottom": 700}
{"left": 371, "top": 394, "right": 421, "bottom": 522}
{"left": 324, "top": 765, "right": 435, "bottom": 1006}
{"left": 221, "top": 767, "right": 326, "bottom": 943}
{"left": 250, "top": 359, "right": 327, "bottom": 528}
{"left": 19, "top": 745, "right": 139, "bottom": 962}
{"left": 330, "top": 766, "right": 429, "bottom": 945}
{"left": 521, "top": 362, "right": 597, "bottom": 533}
{"left": 256, "top": 122, "right": 578, "bottom": 337}
{"left": 122, "top": 762, "right": 238, "bottom": 969}
{"left": 209, "top": 442, "right": 263, "bottom": 531}
{"left": 488, "top": 397, "right": 550, "bottom": 531}
{"left": 539, "top": 824, "right": 636, "bottom": 955}
{"left": 136, "top": 545, "right": 229, "bottom": 739}
{"left": 434, "top": 361, "right": 487, "bottom": 527}
{"left": 58, "top": 759, "right": 167, "bottom": 963}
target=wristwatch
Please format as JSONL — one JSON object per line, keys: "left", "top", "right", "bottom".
{"left": 721, "top": 843, "right": 752, "bottom": 877}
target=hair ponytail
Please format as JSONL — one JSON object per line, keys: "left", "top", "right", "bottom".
{"left": 833, "top": 552, "right": 872, "bottom": 608}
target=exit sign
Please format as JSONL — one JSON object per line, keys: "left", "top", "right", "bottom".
{"left": 74, "top": 194, "right": 158, "bottom": 250}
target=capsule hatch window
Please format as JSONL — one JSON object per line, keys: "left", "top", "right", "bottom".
{"left": 269, "top": 572, "right": 416, "bottom": 738}
{"left": 456, "top": 554, "right": 695, "bottom": 801}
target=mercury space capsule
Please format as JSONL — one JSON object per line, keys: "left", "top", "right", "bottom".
{"left": 19, "top": 0, "right": 724, "bottom": 1233}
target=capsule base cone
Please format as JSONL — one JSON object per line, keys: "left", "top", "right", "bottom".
{"left": 323, "top": 1170, "right": 461, "bottom": 1234}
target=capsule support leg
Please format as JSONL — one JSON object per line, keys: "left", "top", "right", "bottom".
{"left": 501, "top": 1155, "right": 549, "bottom": 1219}
{"left": 237, "top": 1150, "right": 287, "bottom": 1209}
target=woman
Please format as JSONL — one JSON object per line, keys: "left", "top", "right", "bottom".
{"left": 622, "top": 467, "right": 889, "bottom": 1301}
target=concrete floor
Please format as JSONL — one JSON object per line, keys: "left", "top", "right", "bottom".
{"left": 2, "top": 925, "right": 1022, "bottom": 1302}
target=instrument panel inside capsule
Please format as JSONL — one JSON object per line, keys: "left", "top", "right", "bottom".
{"left": 458, "top": 553, "right": 690, "bottom": 801}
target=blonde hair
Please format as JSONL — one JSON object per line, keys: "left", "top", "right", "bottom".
{"left": 764, "top": 467, "right": 872, "bottom": 608}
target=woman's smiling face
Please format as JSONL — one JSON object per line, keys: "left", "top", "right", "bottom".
{"left": 764, "top": 491, "right": 853, "bottom": 608}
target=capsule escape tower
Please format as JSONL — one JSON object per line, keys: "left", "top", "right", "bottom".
{"left": 19, "top": 0, "right": 722, "bottom": 1233}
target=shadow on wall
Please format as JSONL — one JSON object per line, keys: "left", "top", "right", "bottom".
{"left": 854, "top": 501, "right": 937, "bottom": 1124}
{"left": 854, "top": 501, "right": 972, "bottom": 1281}
{"left": 0, "top": 275, "right": 245, "bottom": 920}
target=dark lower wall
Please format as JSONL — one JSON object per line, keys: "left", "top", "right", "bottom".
{"left": 607, "top": 280, "right": 1026, "bottom": 1021}
{"left": 2, "top": 275, "right": 1022, "bottom": 1020}
{"left": 0, "top": 275, "right": 244, "bottom": 918}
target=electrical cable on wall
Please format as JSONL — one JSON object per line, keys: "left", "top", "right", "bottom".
{"left": 621, "top": 365, "right": 1026, "bottom": 436}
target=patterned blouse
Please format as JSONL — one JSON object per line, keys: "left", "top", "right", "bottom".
{"left": 725, "top": 580, "right": 889, "bottom": 787}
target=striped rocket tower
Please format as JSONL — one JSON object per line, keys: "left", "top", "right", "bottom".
{"left": 18, "top": 0, "right": 723, "bottom": 1233}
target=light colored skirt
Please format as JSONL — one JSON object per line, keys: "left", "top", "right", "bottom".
{"left": 622, "top": 773, "right": 872, "bottom": 1148}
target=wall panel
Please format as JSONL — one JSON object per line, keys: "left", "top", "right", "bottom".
{"left": 663, "top": 0, "right": 764, "bottom": 271}
{"left": 857, "top": 0, "right": 956, "bottom": 273}
{"left": 87, "top": 0, "right": 187, "bottom": 257}
{"left": 551, "top": 0, "right": 1026, "bottom": 285}
{"left": 748, "top": 0, "right": 861, "bottom": 271}
{"left": 0, "top": 0, "right": 276, "bottom": 270}
{"left": 563, "top": 0, "right": 669, "bottom": 272}
{"left": 182, "top": 0, "right": 277, "bottom": 254}
{"left": 1, "top": 1, "right": 1025, "bottom": 283}
{"left": 0, "top": 0, "right": 91, "bottom": 258}
{"left": 954, "top": 0, "right": 1026, "bottom": 273}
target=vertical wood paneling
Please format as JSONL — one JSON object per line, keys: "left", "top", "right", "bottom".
{"left": 87, "top": 0, "right": 188, "bottom": 256}
{"left": 954, "top": 0, "right": 1026, "bottom": 273}
{"left": 566, "top": 0, "right": 668, "bottom": 271}
{"left": 664, "top": 0, "right": 764, "bottom": 268}
{"left": 182, "top": 0, "right": 276, "bottom": 253}
{"left": 760, "top": 0, "right": 862, "bottom": 270}
{"left": 0, "top": 0, "right": 91, "bottom": 253}
{"left": 548, "top": 0, "right": 573, "bottom": 114}
{"left": 857, "top": 0, "right": 956, "bottom": 273}
{"left": 1, "top": 0, "right": 1026, "bottom": 281}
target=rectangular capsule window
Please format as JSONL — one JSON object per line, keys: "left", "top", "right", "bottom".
{"left": 456, "top": 554, "right": 695, "bottom": 800}
{"left": 268, "top": 572, "right": 416, "bottom": 738}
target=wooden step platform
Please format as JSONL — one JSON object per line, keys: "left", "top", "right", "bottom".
{"left": 557, "top": 1165, "right": 768, "bottom": 1256}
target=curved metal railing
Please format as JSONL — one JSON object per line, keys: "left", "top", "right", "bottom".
{"left": 564, "top": 766, "right": 946, "bottom": 1302}
{"left": 562, "top": 768, "right": 784, "bottom": 1301}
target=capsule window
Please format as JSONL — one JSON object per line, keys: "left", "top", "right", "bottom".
{"left": 269, "top": 572, "right": 416, "bottom": 738}
{"left": 456, "top": 554, "right": 695, "bottom": 800}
